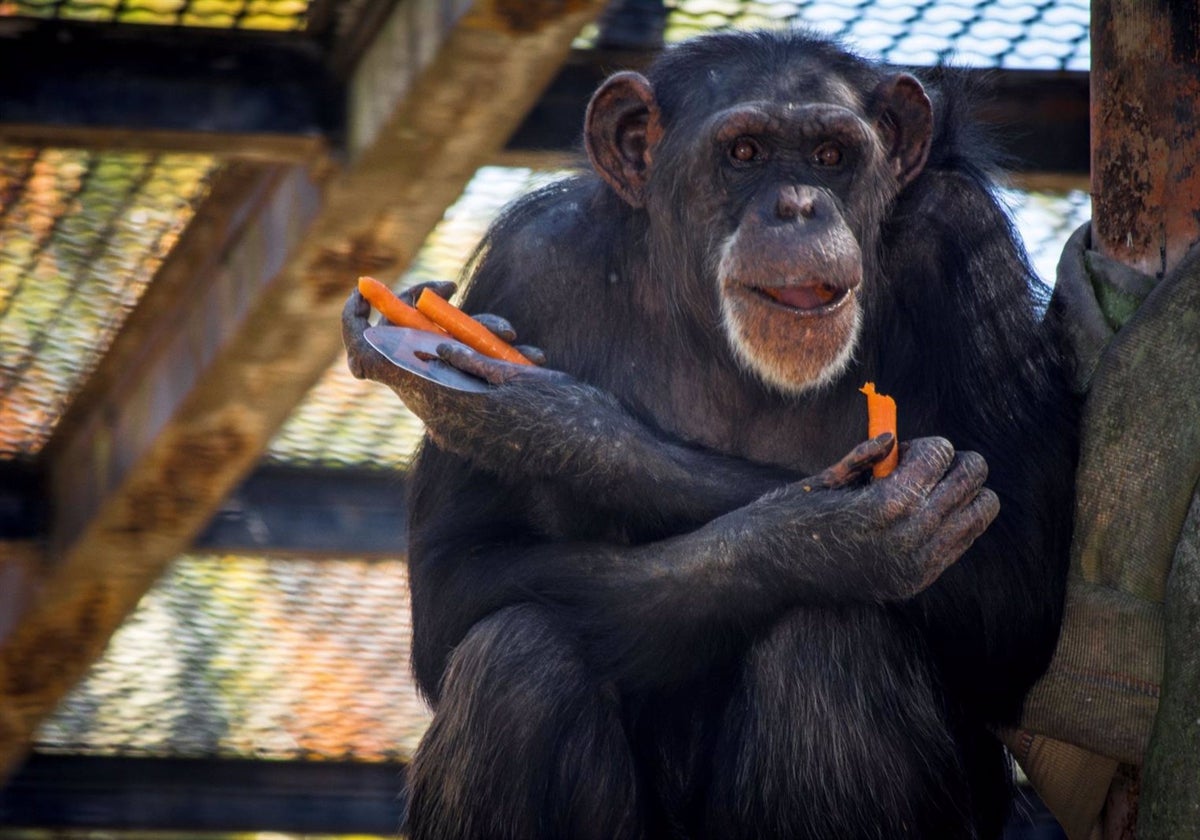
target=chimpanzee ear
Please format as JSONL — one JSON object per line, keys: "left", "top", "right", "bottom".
{"left": 585, "top": 71, "right": 663, "bottom": 208}
{"left": 870, "top": 73, "right": 933, "bottom": 188}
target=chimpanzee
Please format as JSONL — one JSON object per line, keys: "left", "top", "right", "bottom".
{"left": 342, "top": 29, "right": 1077, "bottom": 840}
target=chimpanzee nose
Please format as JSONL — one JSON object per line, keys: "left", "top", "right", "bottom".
{"left": 774, "top": 185, "right": 822, "bottom": 222}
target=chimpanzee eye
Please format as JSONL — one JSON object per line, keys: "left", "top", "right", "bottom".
{"left": 811, "top": 142, "right": 843, "bottom": 167}
{"left": 729, "top": 136, "right": 762, "bottom": 164}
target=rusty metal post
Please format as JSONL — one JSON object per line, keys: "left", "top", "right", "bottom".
{"left": 1091, "top": 1, "right": 1200, "bottom": 278}
{"left": 1090, "top": 2, "right": 1200, "bottom": 837}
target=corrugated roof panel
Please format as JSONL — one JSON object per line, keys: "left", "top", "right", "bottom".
{"left": 37, "top": 554, "right": 430, "bottom": 761}
{"left": 580, "top": 0, "right": 1090, "bottom": 71}
{"left": 0, "top": 0, "right": 310, "bottom": 29}
{"left": 0, "top": 149, "right": 217, "bottom": 460}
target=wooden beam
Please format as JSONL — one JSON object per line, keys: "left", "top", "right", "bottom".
{"left": 0, "top": 542, "right": 41, "bottom": 646}
{"left": 0, "top": 0, "right": 606, "bottom": 779}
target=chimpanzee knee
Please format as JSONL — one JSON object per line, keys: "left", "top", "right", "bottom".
{"left": 708, "top": 606, "right": 981, "bottom": 840}
{"left": 405, "top": 604, "right": 642, "bottom": 840}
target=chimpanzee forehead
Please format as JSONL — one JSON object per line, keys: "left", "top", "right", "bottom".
{"left": 709, "top": 58, "right": 864, "bottom": 111}
{"left": 649, "top": 42, "right": 882, "bottom": 135}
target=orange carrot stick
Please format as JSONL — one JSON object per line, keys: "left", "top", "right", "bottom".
{"left": 416, "top": 288, "right": 532, "bottom": 366}
{"left": 860, "top": 382, "right": 899, "bottom": 479}
{"left": 358, "top": 276, "right": 447, "bottom": 334}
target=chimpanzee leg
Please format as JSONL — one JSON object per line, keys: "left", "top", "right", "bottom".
{"left": 404, "top": 604, "right": 643, "bottom": 840}
{"left": 707, "top": 606, "right": 983, "bottom": 840}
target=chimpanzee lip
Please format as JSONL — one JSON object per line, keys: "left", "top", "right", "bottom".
{"left": 746, "top": 281, "right": 853, "bottom": 315}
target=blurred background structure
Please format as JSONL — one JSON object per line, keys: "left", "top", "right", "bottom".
{"left": 0, "top": 0, "right": 1091, "bottom": 835}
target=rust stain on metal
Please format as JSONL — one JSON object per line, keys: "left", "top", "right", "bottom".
{"left": 1092, "top": 0, "right": 1200, "bottom": 278}
{"left": 117, "top": 418, "right": 253, "bottom": 534}
{"left": 0, "top": 585, "right": 110, "bottom": 700}
{"left": 478, "top": 0, "right": 595, "bottom": 34}
{"left": 310, "top": 236, "right": 401, "bottom": 303}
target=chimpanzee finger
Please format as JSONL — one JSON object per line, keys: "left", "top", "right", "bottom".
{"left": 884, "top": 436, "right": 955, "bottom": 493}
{"left": 463, "top": 314, "right": 548, "bottom": 365}
{"left": 805, "top": 433, "right": 895, "bottom": 490}
{"left": 918, "top": 451, "right": 990, "bottom": 527}
{"left": 398, "top": 279, "right": 458, "bottom": 307}
{"left": 437, "top": 342, "right": 526, "bottom": 386}
{"left": 516, "top": 344, "right": 547, "bottom": 366}
{"left": 344, "top": 288, "right": 371, "bottom": 322}
{"left": 342, "top": 290, "right": 384, "bottom": 381}
{"left": 471, "top": 313, "right": 518, "bottom": 342}
{"left": 464, "top": 315, "right": 549, "bottom": 365}
{"left": 911, "top": 488, "right": 1000, "bottom": 593}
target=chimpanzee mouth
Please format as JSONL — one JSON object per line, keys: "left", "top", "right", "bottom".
{"left": 750, "top": 282, "right": 852, "bottom": 314}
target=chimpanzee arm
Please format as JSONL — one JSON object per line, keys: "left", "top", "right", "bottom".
{"left": 407, "top": 435, "right": 997, "bottom": 699}
{"left": 344, "top": 289, "right": 820, "bottom": 532}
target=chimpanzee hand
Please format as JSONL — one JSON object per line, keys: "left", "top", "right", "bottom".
{"left": 343, "top": 279, "right": 545, "bottom": 381}
{"left": 728, "top": 436, "right": 1000, "bottom": 603}
{"left": 345, "top": 283, "right": 822, "bottom": 538}
{"left": 394, "top": 280, "right": 549, "bottom": 367}
{"left": 343, "top": 282, "right": 655, "bottom": 479}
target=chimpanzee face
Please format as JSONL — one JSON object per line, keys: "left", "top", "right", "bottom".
{"left": 586, "top": 60, "right": 931, "bottom": 395}
{"left": 702, "top": 99, "right": 881, "bottom": 393}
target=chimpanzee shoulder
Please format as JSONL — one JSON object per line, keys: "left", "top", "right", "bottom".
{"left": 459, "top": 174, "right": 654, "bottom": 380}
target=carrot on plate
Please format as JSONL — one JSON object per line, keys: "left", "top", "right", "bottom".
{"left": 416, "top": 288, "right": 532, "bottom": 366}
{"left": 358, "top": 276, "right": 447, "bottom": 334}
{"left": 859, "top": 382, "right": 899, "bottom": 479}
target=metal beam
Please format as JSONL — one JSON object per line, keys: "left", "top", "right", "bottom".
{"left": 1091, "top": 1, "right": 1200, "bottom": 277}
{"left": 0, "top": 754, "right": 408, "bottom": 834}
{"left": 0, "top": 0, "right": 607, "bottom": 779}
{"left": 0, "top": 19, "right": 341, "bottom": 155}
{"left": 0, "top": 752, "right": 1066, "bottom": 836}
{"left": 506, "top": 51, "right": 1091, "bottom": 186}
{"left": 3, "top": 463, "right": 411, "bottom": 559}
{"left": 0, "top": 12, "right": 1091, "bottom": 185}
{"left": 195, "top": 465, "right": 410, "bottom": 557}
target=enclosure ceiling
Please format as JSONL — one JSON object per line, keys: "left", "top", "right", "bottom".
{"left": 0, "top": 0, "right": 1093, "bottom": 773}
{"left": 0, "top": 0, "right": 1094, "bottom": 62}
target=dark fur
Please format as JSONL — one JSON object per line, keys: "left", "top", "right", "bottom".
{"left": 404, "top": 31, "right": 1076, "bottom": 840}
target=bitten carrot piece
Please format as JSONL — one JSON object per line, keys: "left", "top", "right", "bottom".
{"left": 416, "top": 288, "right": 533, "bottom": 366}
{"left": 860, "top": 382, "right": 899, "bottom": 479}
{"left": 358, "top": 276, "right": 446, "bottom": 334}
